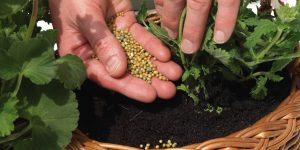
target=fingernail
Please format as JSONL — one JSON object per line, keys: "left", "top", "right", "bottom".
{"left": 164, "top": 27, "right": 177, "bottom": 39}
{"left": 214, "top": 30, "right": 226, "bottom": 44}
{"left": 181, "top": 39, "right": 196, "bottom": 54}
{"left": 105, "top": 55, "right": 120, "bottom": 75}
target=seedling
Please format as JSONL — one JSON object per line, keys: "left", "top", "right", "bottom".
{"left": 137, "top": 0, "right": 300, "bottom": 104}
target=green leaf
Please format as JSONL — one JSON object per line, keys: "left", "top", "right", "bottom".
{"left": 36, "top": 30, "right": 57, "bottom": 47}
{"left": 148, "top": 21, "right": 175, "bottom": 45}
{"left": 276, "top": 5, "right": 298, "bottom": 23}
{"left": 23, "top": 50, "right": 57, "bottom": 85}
{"left": 0, "top": 0, "right": 29, "bottom": 19}
{"left": 190, "top": 66, "right": 201, "bottom": 80}
{"left": 136, "top": 0, "right": 147, "bottom": 26}
{"left": 0, "top": 49, "right": 20, "bottom": 80}
{"left": 251, "top": 76, "right": 268, "bottom": 100}
{"left": 177, "top": 84, "right": 189, "bottom": 93}
{"left": 0, "top": 94, "right": 19, "bottom": 137}
{"left": 56, "top": 54, "right": 86, "bottom": 89}
{"left": 244, "top": 51, "right": 300, "bottom": 67}
{"left": 244, "top": 19, "right": 277, "bottom": 48}
{"left": 181, "top": 70, "right": 190, "bottom": 82}
{"left": 290, "top": 16, "right": 300, "bottom": 32}
{"left": 205, "top": 47, "right": 231, "bottom": 65}
{"left": 8, "top": 38, "right": 50, "bottom": 65}
{"left": 278, "top": 32, "right": 300, "bottom": 49}
{"left": 270, "top": 59, "right": 292, "bottom": 72}
{"left": 15, "top": 80, "right": 79, "bottom": 150}
{"left": 266, "top": 73, "right": 283, "bottom": 82}
{"left": 188, "top": 93, "right": 200, "bottom": 105}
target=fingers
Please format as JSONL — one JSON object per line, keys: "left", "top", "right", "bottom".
{"left": 78, "top": 8, "right": 127, "bottom": 78}
{"left": 153, "top": 61, "right": 182, "bottom": 81}
{"left": 151, "top": 78, "right": 177, "bottom": 99}
{"left": 129, "top": 23, "right": 171, "bottom": 62}
{"left": 181, "top": 0, "right": 212, "bottom": 54}
{"left": 213, "top": 0, "right": 240, "bottom": 44}
{"left": 161, "top": 0, "right": 185, "bottom": 39}
{"left": 86, "top": 59, "right": 157, "bottom": 103}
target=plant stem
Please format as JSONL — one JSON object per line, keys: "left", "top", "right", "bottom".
{"left": 26, "top": 0, "right": 39, "bottom": 39}
{"left": 12, "top": 74, "right": 23, "bottom": 97}
{"left": 0, "top": 80, "right": 5, "bottom": 95}
{"left": 257, "top": 28, "right": 283, "bottom": 59}
{"left": 178, "top": 7, "right": 188, "bottom": 70}
{"left": 239, "top": 72, "right": 266, "bottom": 82}
{"left": 0, "top": 123, "right": 32, "bottom": 145}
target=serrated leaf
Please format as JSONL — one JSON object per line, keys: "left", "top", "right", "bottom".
{"left": 244, "top": 19, "right": 277, "bottom": 48}
{"left": 136, "top": 0, "right": 147, "bottom": 26}
{"left": 181, "top": 70, "right": 190, "bottom": 82}
{"left": 251, "top": 76, "right": 268, "bottom": 100}
{"left": 0, "top": 94, "right": 19, "bottom": 137}
{"left": 8, "top": 38, "right": 50, "bottom": 65}
{"left": 290, "top": 16, "right": 300, "bottom": 32}
{"left": 205, "top": 47, "right": 231, "bottom": 65}
{"left": 188, "top": 93, "right": 200, "bottom": 105}
{"left": 276, "top": 5, "right": 298, "bottom": 23}
{"left": 0, "top": 0, "right": 29, "bottom": 19}
{"left": 15, "top": 80, "right": 79, "bottom": 150}
{"left": 23, "top": 49, "right": 57, "bottom": 85}
{"left": 190, "top": 66, "right": 201, "bottom": 80}
{"left": 270, "top": 59, "right": 292, "bottom": 72}
{"left": 0, "top": 49, "right": 20, "bottom": 80}
{"left": 56, "top": 54, "right": 86, "bottom": 89}
{"left": 177, "top": 84, "right": 189, "bottom": 93}
{"left": 266, "top": 73, "right": 283, "bottom": 82}
{"left": 278, "top": 32, "right": 300, "bottom": 49}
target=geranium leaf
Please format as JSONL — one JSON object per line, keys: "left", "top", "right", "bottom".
{"left": 0, "top": 0, "right": 29, "bottom": 19}
{"left": 56, "top": 54, "right": 86, "bottom": 89}
{"left": 23, "top": 49, "right": 57, "bottom": 85}
{"left": 0, "top": 94, "right": 19, "bottom": 137}
{"left": 15, "top": 80, "right": 79, "bottom": 150}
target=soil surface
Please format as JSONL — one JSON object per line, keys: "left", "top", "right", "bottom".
{"left": 76, "top": 71, "right": 291, "bottom": 148}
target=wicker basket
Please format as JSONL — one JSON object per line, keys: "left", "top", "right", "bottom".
{"left": 66, "top": 1, "right": 300, "bottom": 150}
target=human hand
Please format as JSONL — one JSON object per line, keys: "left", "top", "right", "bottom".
{"left": 49, "top": 0, "right": 182, "bottom": 102}
{"left": 154, "top": 0, "right": 241, "bottom": 54}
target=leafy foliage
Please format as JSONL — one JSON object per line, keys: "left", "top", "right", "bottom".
{"left": 0, "top": 0, "right": 86, "bottom": 150}
{"left": 138, "top": 1, "right": 300, "bottom": 102}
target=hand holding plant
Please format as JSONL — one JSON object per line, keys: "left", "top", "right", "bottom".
{"left": 154, "top": 0, "right": 241, "bottom": 54}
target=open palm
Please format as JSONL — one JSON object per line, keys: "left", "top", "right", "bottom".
{"left": 49, "top": 0, "right": 182, "bottom": 102}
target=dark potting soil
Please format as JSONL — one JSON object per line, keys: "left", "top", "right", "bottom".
{"left": 75, "top": 71, "right": 291, "bottom": 148}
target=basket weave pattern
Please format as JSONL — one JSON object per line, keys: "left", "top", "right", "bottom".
{"left": 66, "top": 0, "right": 300, "bottom": 149}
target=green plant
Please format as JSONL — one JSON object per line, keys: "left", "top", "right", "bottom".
{"left": 137, "top": 0, "right": 300, "bottom": 104}
{"left": 0, "top": 0, "right": 86, "bottom": 150}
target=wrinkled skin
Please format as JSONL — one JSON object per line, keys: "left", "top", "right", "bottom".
{"left": 49, "top": 0, "right": 182, "bottom": 103}
{"left": 154, "top": 0, "right": 241, "bottom": 54}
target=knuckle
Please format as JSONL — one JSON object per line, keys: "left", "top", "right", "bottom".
{"left": 167, "top": 0, "right": 184, "bottom": 5}
{"left": 94, "top": 35, "right": 113, "bottom": 55}
{"left": 188, "top": 0, "right": 211, "bottom": 11}
{"left": 184, "top": 28, "right": 202, "bottom": 42}
{"left": 217, "top": 0, "right": 238, "bottom": 6}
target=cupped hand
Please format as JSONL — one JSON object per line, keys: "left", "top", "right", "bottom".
{"left": 49, "top": 0, "right": 182, "bottom": 102}
{"left": 154, "top": 0, "right": 240, "bottom": 54}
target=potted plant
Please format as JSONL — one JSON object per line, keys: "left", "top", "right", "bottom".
{"left": 67, "top": 0, "right": 300, "bottom": 150}
{"left": 0, "top": 0, "right": 86, "bottom": 150}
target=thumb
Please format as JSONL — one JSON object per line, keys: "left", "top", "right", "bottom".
{"left": 78, "top": 11, "right": 127, "bottom": 78}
